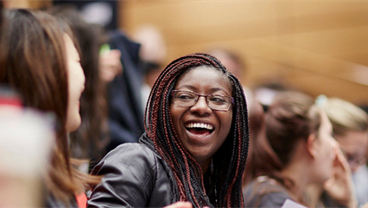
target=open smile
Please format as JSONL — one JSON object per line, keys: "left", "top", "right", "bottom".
{"left": 185, "top": 122, "right": 215, "bottom": 140}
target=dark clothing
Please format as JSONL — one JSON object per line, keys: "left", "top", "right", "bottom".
{"left": 87, "top": 140, "right": 179, "bottom": 207}
{"left": 320, "top": 191, "right": 347, "bottom": 208}
{"left": 45, "top": 193, "right": 78, "bottom": 208}
{"left": 243, "top": 176, "right": 292, "bottom": 208}
{"left": 106, "top": 31, "right": 145, "bottom": 153}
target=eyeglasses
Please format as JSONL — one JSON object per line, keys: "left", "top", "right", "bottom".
{"left": 340, "top": 148, "right": 366, "bottom": 167}
{"left": 171, "top": 90, "right": 233, "bottom": 111}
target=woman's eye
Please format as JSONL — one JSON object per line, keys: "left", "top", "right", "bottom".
{"left": 177, "top": 94, "right": 194, "bottom": 100}
{"left": 210, "top": 96, "right": 226, "bottom": 103}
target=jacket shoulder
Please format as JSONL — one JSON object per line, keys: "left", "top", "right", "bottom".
{"left": 88, "top": 143, "right": 166, "bottom": 207}
{"left": 101, "top": 143, "right": 158, "bottom": 163}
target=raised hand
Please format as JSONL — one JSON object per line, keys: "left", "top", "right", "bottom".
{"left": 323, "top": 147, "right": 357, "bottom": 208}
{"left": 99, "top": 49, "right": 123, "bottom": 83}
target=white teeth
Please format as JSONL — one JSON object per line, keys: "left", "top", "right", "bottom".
{"left": 186, "top": 123, "right": 214, "bottom": 130}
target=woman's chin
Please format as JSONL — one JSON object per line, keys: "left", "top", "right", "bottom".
{"left": 65, "top": 116, "right": 81, "bottom": 133}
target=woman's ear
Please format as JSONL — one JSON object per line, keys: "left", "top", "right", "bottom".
{"left": 307, "top": 134, "right": 318, "bottom": 158}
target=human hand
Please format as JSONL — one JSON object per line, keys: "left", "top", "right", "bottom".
{"left": 323, "top": 147, "right": 357, "bottom": 208}
{"left": 99, "top": 49, "right": 123, "bottom": 83}
{"left": 163, "top": 201, "right": 210, "bottom": 208}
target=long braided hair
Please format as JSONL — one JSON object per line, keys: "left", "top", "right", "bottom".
{"left": 142, "top": 53, "right": 249, "bottom": 208}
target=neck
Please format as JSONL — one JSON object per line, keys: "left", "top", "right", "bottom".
{"left": 196, "top": 157, "right": 211, "bottom": 174}
{"left": 281, "top": 162, "right": 310, "bottom": 203}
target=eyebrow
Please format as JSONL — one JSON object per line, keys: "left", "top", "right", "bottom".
{"left": 176, "top": 85, "right": 230, "bottom": 95}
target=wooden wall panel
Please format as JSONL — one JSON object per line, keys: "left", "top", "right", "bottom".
{"left": 120, "top": 1, "right": 368, "bottom": 105}
{"left": 4, "top": 0, "right": 51, "bottom": 9}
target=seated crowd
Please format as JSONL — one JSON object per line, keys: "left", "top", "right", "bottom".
{"left": 0, "top": 3, "right": 367, "bottom": 208}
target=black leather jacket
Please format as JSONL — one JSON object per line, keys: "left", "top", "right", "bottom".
{"left": 87, "top": 143, "right": 178, "bottom": 207}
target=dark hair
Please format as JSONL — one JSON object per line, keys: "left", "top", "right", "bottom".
{"left": 48, "top": 5, "right": 109, "bottom": 168}
{"left": 242, "top": 100, "right": 265, "bottom": 186}
{"left": 0, "top": 2, "right": 3, "bottom": 30}
{"left": 0, "top": 9, "right": 99, "bottom": 203}
{"left": 248, "top": 91, "right": 321, "bottom": 188}
{"left": 142, "top": 53, "right": 249, "bottom": 208}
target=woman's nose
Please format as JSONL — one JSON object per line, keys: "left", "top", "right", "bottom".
{"left": 332, "top": 139, "right": 339, "bottom": 149}
{"left": 190, "top": 97, "right": 212, "bottom": 115}
{"left": 332, "top": 140, "right": 340, "bottom": 156}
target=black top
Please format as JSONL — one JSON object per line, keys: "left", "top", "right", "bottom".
{"left": 106, "top": 31, "right": 145, "bottom": 152}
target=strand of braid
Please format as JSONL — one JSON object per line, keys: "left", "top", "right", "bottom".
{"left": 144, "top": 53, "right": 249, "bottom": 208}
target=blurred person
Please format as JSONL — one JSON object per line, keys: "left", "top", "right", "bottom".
{"left": 0, "top": 1, "right": 3, "bottom": 34}
{"left": 242, "top": 91, "right": 356, "bottom": 208}
{"left": 48, "top": 4, "right": 116, "bottom": 172}
{"left": 252, "top": 81, "right": 291, "bottom": 112}
{"left": 0, "top": 1, "right": 3, "bottom": 17}
{"left": 51, "top": 4, "right": 129, "bottom": 160}
{"left": 208, "top": 48, "right": 254, "bottom": 110}
{"left": 317, "top": 95, "right": 368, "bottom": 207}
{"left": 88, "top": 53, "right": 249, "bottom": 207}
{"left": 242, "top": 99, "right": 265, "bottom": 186}
{"left": 0, "top": 106, "right": 54, "bottom": 207}
{"left": 207, "top": 48, "right": 244, "bottom": 80}
{"left": 99, "top": 44, "right": 123, "bottom": 83}
{"left": 0, "top": 9, "right": 99, "bottom": 207}
{"left": 317, "top": 95, "right": 368, "bottom": 173}
{"left": 104, "top": 29, "right": 145, "bottom": 151}
{"left": 132, "top": 24, "right": 167, "bottom": 111}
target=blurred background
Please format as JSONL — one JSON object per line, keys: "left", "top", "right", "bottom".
{"left": 4, "top": 0, "right": 368, "bottom": 105}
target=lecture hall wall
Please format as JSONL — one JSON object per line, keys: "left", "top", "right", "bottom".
{"left": 120, "top": 1, "right": 368, "bottom": 105}
{"left": 15, "top": 0, "right": 368, "bottom": 105}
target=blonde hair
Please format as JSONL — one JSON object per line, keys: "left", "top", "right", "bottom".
{"left": 317, "top": 95, "right": 368, "bottom": 136}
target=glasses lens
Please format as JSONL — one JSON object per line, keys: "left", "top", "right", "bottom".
{"left": 172, "top": 90, "right": 232, "bottom": 111}
{"left": 173, "top": 91, "right": 196, "bottom": 107}
{"left": 208, "top": 95, "right": 231, "bottom": 111}
{"left": 342, "top": 150, "right": 366, "bottom": 166}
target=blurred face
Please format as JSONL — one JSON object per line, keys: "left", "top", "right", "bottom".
{"left": 335, "top": 131, "right": 368, "bottom": 172}
{"left": 170, "top": 66, "right": 233, "bottom": 172}
{"left": 209, "top": 50, "right": 242, "bottom": 79}
{"left": 314, "top": 111, "right": 338, "bottom": 183}
{"left": 64, "top": 34, "right": 85, "bottom": 132}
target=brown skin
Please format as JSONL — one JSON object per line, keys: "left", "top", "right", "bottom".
{"left": 170, "top": 66, "right": 233, "bottom": 173}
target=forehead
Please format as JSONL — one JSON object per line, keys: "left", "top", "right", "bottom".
{"left": 64, "top": 34, "right": 78, "bottom": 56}
{"left": 336, "top": 131, "right": 368, "bottom": 151}
{"left": 175, "top": 66, "right": 232, "bottom": 92}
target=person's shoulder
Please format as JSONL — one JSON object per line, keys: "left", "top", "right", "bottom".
{"left": 244, "top": 176, "right": 288, "bottom": 191}
{"left": 243, "top": 176, "right": 291, "bottom": 208}
{"left": 90, "top": 142, "right": 160, "bottom": 177}
{"left": 88, "top": 143, "right": 171, "bottom": 207}
{"left": 104, "top": 143, "right": 155, "bottom": 160}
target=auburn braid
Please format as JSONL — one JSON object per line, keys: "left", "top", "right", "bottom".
{"left": 144, "top": 53, "right": 249, "bottom": 208}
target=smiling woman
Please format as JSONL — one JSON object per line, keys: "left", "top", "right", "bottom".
{"left": 88, "top": 53, "right": 249, "bottom": 208}
{"left": 0, "top": 8, "right": 99, "bottom": 207}
{"left": 170, "top": 66, "right": 233, "bottom": 173}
